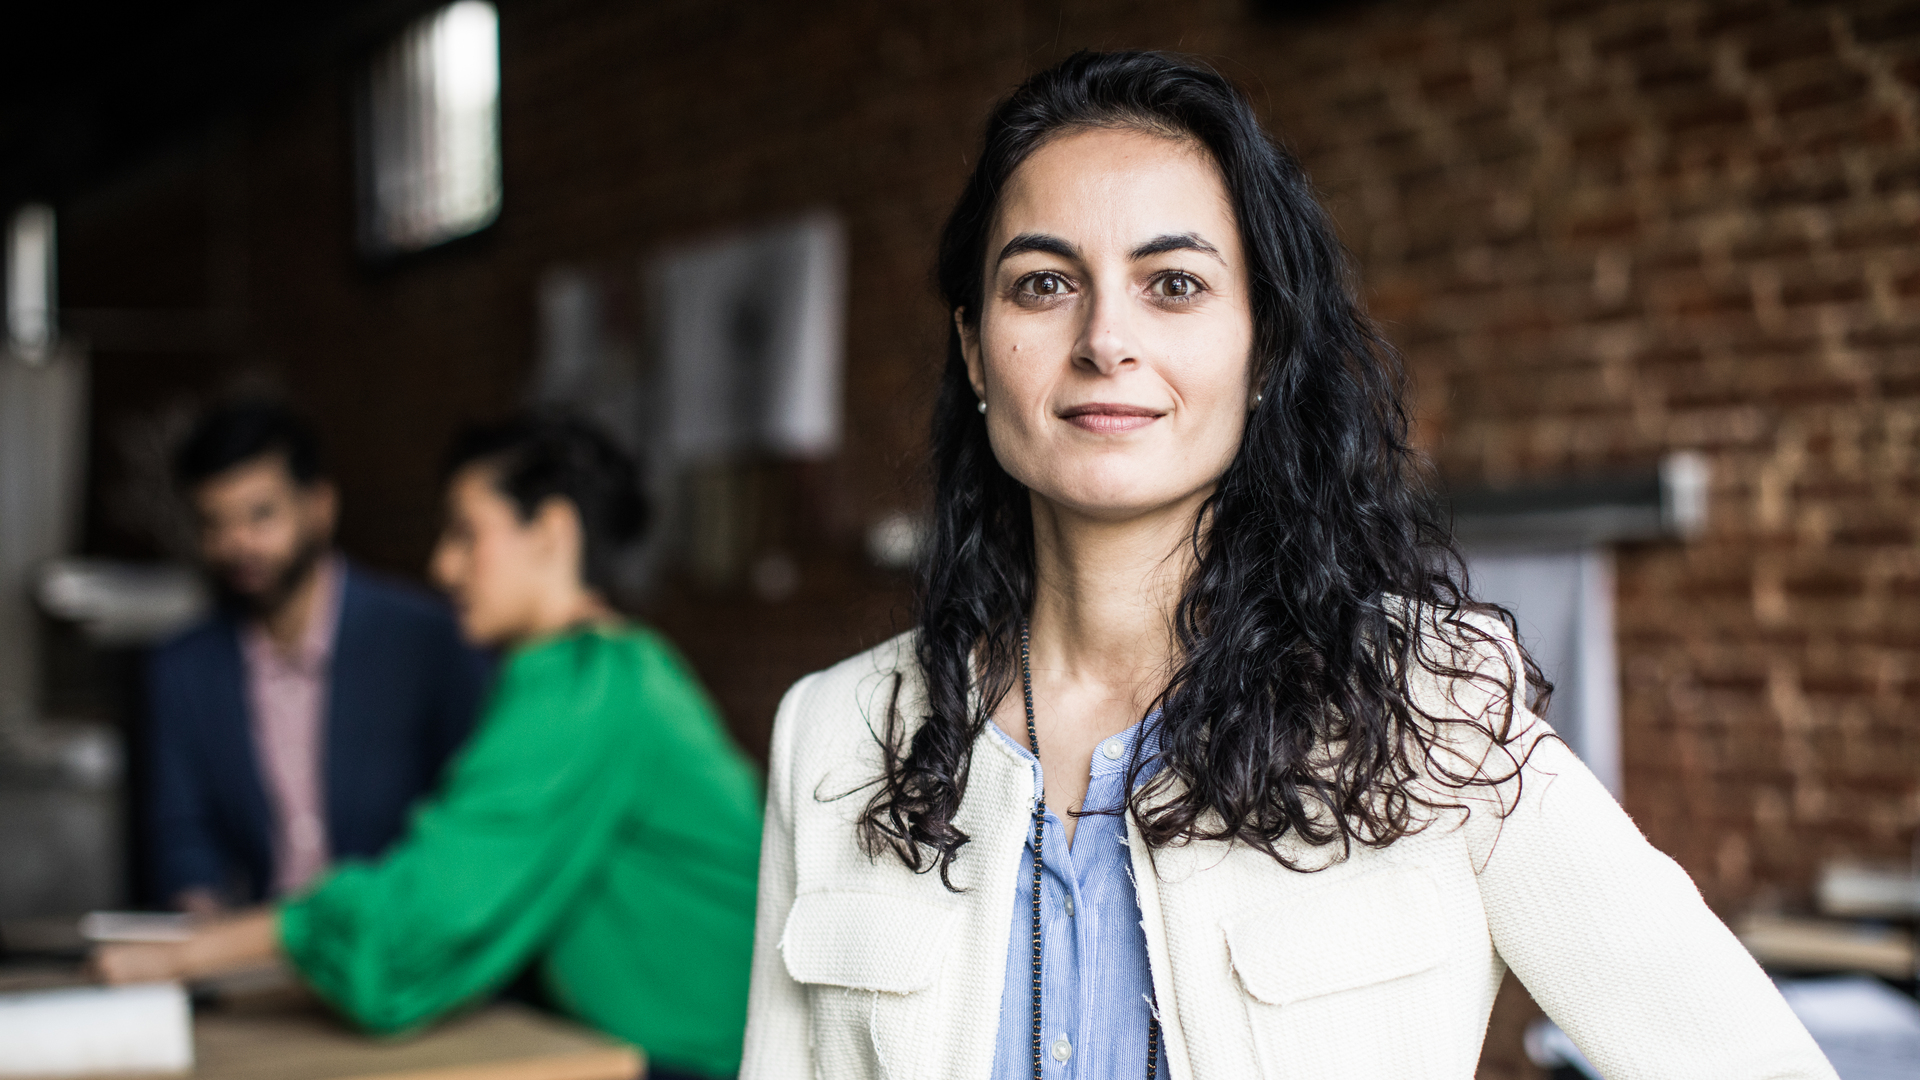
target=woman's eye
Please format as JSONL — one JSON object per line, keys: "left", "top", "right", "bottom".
{"left": 1018, "top": 272, "right": 1071, "bottom": 298}
{"left": 1152, "top": 272, "right": 1203, "bottom": 299}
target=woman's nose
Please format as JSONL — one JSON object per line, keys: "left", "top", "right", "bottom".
{"left": 1074, "top": 287, "right": 1141, "bottom": 375}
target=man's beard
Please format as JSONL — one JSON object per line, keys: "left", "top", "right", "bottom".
{"left": 214, "top": 536, "right": 327, "bottom": 620}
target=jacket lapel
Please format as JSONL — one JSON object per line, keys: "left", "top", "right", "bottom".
{"left": 320, "top": 563, "right": 360, "bottom": 858}
{"left": 207, "top": 616, "right": 275, "bottom": 897}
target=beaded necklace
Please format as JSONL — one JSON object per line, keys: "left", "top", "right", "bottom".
{"left": 1019, "top": 620, "right": 1160, "bottom": 1079}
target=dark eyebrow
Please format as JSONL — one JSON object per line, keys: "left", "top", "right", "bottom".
{"left": 997, "top": 233, "right": 1080, "bottom": 264}
{"left": 1131, "top": 233, "right": 1222, "bottom": 261}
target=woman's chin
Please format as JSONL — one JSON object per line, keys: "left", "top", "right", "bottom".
{"left": 1016, "top": 448, "right": 1228, "bottom": 524}
{"left": 1034, "top": 483, "right": 1211, "bottom": 525}
{"left": 457, "top": 613, "right": 513, "bottom": 650}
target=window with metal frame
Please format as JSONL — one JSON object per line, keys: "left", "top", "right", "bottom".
{"left": 358, "top": 1, "right": 501, "bottom": 256}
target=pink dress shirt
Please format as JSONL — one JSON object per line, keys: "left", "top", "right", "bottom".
{"left": 241, "top": 555, "right": 345, "bottom": 897}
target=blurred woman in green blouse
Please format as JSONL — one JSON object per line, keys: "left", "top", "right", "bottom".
{"left": 99, "top": 415, "right": 763, "bottom": 1080}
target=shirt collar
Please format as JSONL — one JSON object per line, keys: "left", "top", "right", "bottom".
{"left": 1089, "top": 711, "right": 1165, "bottom": 781}
{"left": 984, "top": 709, "right": 1166, "bottom": 784}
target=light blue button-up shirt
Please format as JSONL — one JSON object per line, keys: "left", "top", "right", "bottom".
{"left": 988, "top": 717, "right": 1163, "bottom": 1079}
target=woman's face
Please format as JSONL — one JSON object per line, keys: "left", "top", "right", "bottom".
{"left": 960, "top": 126, "right": 1255, "bottom": 524}
{"left": 430, "top": 466, "right": 562, "bottom": 647}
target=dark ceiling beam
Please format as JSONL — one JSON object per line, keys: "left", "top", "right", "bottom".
{"left": 0, "top": 0, "right": 444, "bottom": 210}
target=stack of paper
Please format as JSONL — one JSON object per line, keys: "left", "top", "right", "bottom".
{"left": 0, "top": 982, "right": 192, "bottom": 1076}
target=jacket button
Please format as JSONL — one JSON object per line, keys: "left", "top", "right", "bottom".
{"left": 1050, "top": 1036, "right": 1072, "bottom": 1062}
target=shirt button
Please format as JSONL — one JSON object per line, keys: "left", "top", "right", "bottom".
{"left": 1101, "top": 739, "right": 1123, "bottom": 759}
{"left": 1064, "top": 894, "right": 1075, "bottom": 917}
{"left": 1051, "top": 1035, "right": 1072, "bottom": 1062}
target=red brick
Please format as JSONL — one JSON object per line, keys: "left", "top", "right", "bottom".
{"left": 1755, "top": 170, "right": 1853, "bottom": 206}
{"left": 1663, "top": 95, "right": 1754, "bottom": 134}
{"left": 1596, "top": 20, "right": 1670, "bottom": 56}
{"left": 1743, "top": 23, "right": 1839, "bottom": 70}
{"left": 1636, "top": 51, "right": 1716, "bottom": 93}
{"left": 1698, "top": 1, "right": 1779, "bottom": 38}
{"left": 1779, "top": 275, "right": 1867, "bottom": 306}
{"left": 1772, "top": 71, "right": 1872, "bottom": 115}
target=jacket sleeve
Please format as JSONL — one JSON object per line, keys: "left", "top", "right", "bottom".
{"left": 144, "top": 649, "right": 230, "bottom": 903}
{"left": 1445, "top": 623, "right": 1838, "bottom": 1080}
{"left": 278, "top": 639, "right": 645, "bottom": 1034}
{"left": 738, "top": 672, "right": 818, "bottom": 1078}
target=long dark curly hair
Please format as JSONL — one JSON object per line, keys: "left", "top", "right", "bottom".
{"left": 858, "top": 50, "right": 1546, "bottom": 887}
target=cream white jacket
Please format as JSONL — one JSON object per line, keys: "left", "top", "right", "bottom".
{"left": 740, "top": 628, "right": 1836, "bottom": 1080}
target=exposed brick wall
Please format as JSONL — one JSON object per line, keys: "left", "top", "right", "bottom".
{"left": 1244, "top": 0, "right": 1920, "bottom": 914}
{"left": 57, "top": 0, "right": 1920, "bottom": 1070}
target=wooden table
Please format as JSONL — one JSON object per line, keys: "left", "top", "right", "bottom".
{"left": 1, "top": 978, "right": 643, "bottom": 1080}
{"left": 187, "top": 995, "right": 643, "bottom": 1080}
{"left": 1, "top": 919, "right": 643, "bottom": 1080}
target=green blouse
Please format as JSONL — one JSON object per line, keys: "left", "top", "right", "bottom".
{"left": 280, "top": 625, "right": 763, "bottom": 1077}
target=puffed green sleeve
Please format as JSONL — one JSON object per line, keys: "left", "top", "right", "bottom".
{"left": 278, "top": 633, "right": 651, "bottom": 1033}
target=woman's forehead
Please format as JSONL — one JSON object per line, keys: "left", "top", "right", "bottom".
{"left": 991, "top": 128, "right": 1235, "bottom": 257}
{"left": 449, "top": 464, "right": 508, "bottom": 510}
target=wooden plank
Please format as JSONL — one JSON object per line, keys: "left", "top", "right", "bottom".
{"left": 324, "top": 1048, "right": 639, "bottom": 1080}
{"left": 1738, "top": 913, "right": 1915, "bottom": 979}
{"left": 187, "top": 999, "right": 642, "bottom": 1080}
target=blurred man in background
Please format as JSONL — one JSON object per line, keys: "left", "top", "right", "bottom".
{"left": 146, "top": 402, "right": 489, "bottom": 912}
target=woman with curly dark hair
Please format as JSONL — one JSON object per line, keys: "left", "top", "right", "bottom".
{"left": 741, "top": 51, "right": 1832, "bottom": 1080}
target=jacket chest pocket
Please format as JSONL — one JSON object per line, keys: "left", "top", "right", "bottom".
{"left": 1224, "top": 864, "right": 1458, "bottom": 1078}
{"left": 781, "top": 890, "right": 957, "bottom": 1080}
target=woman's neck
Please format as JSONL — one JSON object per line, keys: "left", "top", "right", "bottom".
{"left": 1004, "top": 490, "right": 1203, "bottom": 844}
{"left": 1025, "top": 491, "right": 1202, "bottom": 719}
{"left": 516, "top": 587, "right": 618, "bottom": 646}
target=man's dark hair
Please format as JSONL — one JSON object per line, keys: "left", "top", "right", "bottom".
{"left": 443, "top": 413, "right": 650, "bottom": 598}
{"left": 175, "top": 402, "right": 326, "bottom": 489}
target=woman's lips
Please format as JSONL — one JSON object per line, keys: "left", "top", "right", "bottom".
{"left": 1058, "top": 403, "right": 1165, "bottom": 434}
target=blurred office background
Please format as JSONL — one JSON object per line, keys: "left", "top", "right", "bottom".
{"left": 5, "top": 0, "right": 1920, "bottom": 1073}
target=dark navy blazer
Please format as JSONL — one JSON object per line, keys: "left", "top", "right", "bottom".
{"left": 145, "top": 562, "right": 490, "bottom": 904}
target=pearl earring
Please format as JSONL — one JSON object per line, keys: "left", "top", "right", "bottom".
{"left": 1252, "top": 391, "right": 1263, "bottom": 409}
{"left": 977, "top": 400, "right": 987, "bottom": 415}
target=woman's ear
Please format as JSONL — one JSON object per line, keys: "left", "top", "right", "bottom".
{"left": 955, "top": 308, "right": 987, "bottom": 402}
{"left": 532, "top": 496, "right": 585, "bottom": 573}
